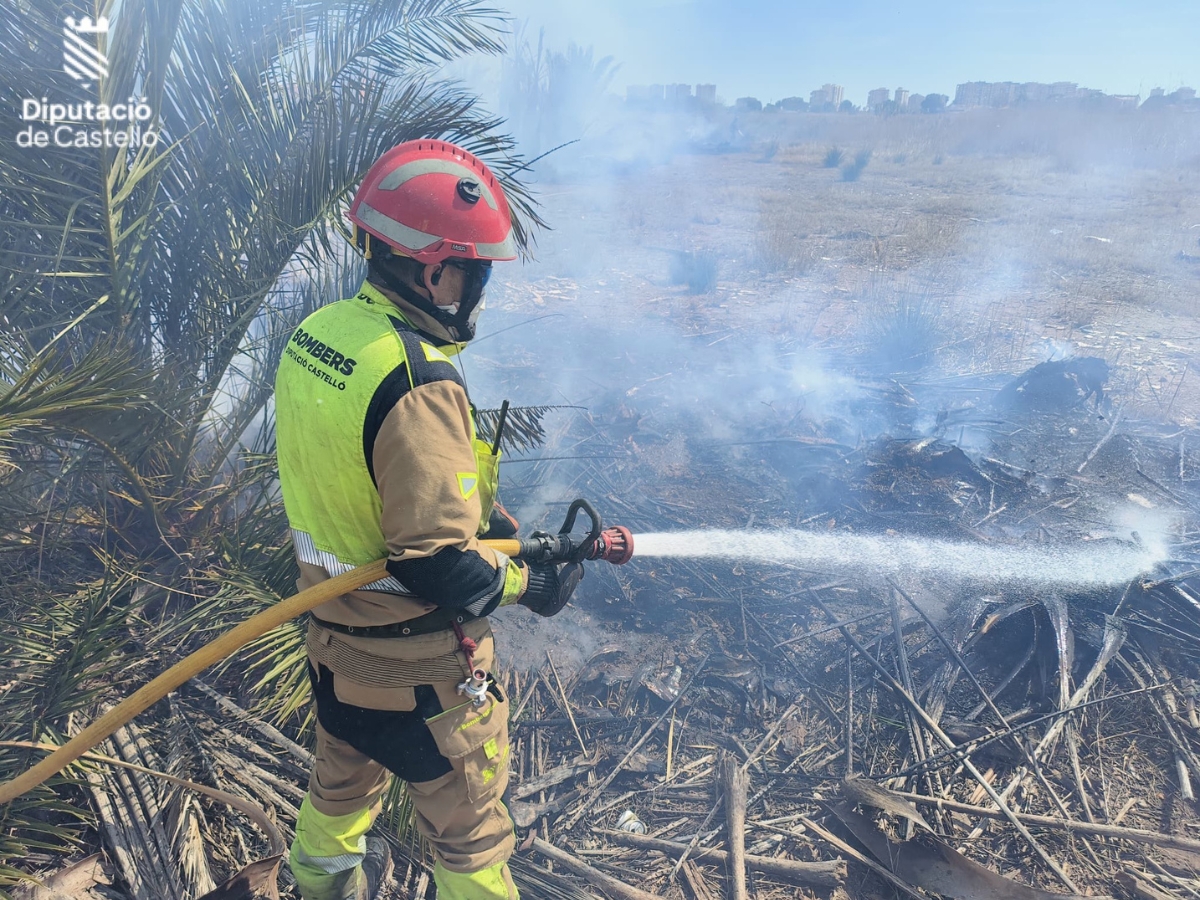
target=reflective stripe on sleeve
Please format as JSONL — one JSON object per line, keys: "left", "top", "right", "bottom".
{"left": 463, "top": 550, "right": 509, "bottom": 616}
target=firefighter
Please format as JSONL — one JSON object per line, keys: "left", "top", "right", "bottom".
{"left": 274, "top": 140, "right": 583, "bottom": 900}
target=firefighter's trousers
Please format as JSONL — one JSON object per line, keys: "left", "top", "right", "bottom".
{"left": 290, "top": 661, "right": 518, "bottom": 900}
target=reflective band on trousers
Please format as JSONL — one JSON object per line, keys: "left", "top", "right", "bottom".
{"left": 291, "top": 797, "right": 373, "bottom": 900}
{"left": 293, "top": 843, "right": 365, "bottom": 875}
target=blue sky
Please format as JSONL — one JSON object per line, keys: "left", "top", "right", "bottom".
{"left": 497, "top": 0, "right": 1200, "bottom": 104}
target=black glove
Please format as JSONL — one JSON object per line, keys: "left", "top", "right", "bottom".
{"left": 481, "top": 502, "right": 519, "bottom": 539}
{"left": 519, "top": 562, "right": 584, "bottom": 617}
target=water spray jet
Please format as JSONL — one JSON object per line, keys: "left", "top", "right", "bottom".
{"left": 635, "top": 528, "right": 1164, "bottom": 587}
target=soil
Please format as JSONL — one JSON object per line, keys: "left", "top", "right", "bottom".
{"left": 464, "top": 107, "right": 1200, "bottom": 900}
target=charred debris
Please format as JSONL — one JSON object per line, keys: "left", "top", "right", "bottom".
{"left": 29, "top": 355, "right": 1200, "bottom": 900}
{"left": 478, "top": 353, "right": 1200, "bottom": 899}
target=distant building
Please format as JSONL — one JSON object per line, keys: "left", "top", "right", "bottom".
{"left": 955, "top": 80, "right": 1104, "bottom": 108}
{"left": 1022, "top": 82, "right": 1051, "bottom": 103}
{"left": 695, "top": 83, "right": 717, "bottom": 104}
{"left": 1110, "top": 95, "right": 1139, "bottom": 109}
{"left": 867, "top": 87, "right": 890, "bottom": 109}
{"left": 894, "top": 87, "right": 909, "bottom": 107}
{"left": 626, "top": 84, "right": 649, "bottom": 103}
{"left": 1144, "top": 86, "right": 1197, "bottom": 109}
{"left": 626, "top": 84, "right": 665, "bottom": 103}
{"left": 908, "top": 93, "right": 925, "bottom": 111}
{"left": 735, "top": 96, "right": 762, "bottom": 112}
{"left": 955, "top": 81, "right": 1014, "bottom": 107}
{"left": 954, "top": 82, "right": 984, "bottom": 106}
{"left": 987, "top": 82, "right": 1020, "bottom": 106}
{"left": 665, "top": 83, "right": 692, "bottom": 103}
{"left": 823, "top": 83, "right": 845, "bottom": 106}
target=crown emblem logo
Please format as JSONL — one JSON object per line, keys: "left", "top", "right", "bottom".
{"left": 64, "top": 16, "right": 110, "bottom": 33}
{"left": 62, "top": 15, "right": 110, "bottom": 85}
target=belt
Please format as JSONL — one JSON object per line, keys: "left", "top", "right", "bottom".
{"left": 309, "top": 608, "right": 481, "bottom": 638}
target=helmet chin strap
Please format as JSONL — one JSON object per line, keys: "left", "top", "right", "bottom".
{"left": 371, "top": 257, "right": 484, "bottom": 343}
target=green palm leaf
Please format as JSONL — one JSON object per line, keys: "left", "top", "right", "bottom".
{"left": 0, "top": 0, "right": 542, "bottom": 891}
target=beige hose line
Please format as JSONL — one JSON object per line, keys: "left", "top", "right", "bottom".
{"left": 0, "top": 542, "right": 518, "bottom": 806}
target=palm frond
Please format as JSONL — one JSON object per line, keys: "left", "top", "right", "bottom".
{"left": 0, "top": 577, "right": 144, "bottom": 892}
{"left": 475, "top": 404, "right": 573, "bottom": 454}
{"left": 0, "top": 0, "right": 542, "bottom": 888}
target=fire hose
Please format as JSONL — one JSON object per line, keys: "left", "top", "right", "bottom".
{"left": 0, "top": 499, "right": 633, "bottom": 806}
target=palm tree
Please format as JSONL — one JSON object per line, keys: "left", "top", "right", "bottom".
{"left": 499, "top": 27, "right": 619, "bottom": 156}
{"left": 544, "top": 42, "right": 619, "bottom": 149}
{"left": 0, "top": 0, "right": 542, "bottom": 893}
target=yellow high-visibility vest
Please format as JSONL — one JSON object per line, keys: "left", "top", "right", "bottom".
{"left": 275, "top": 280, "right": 500, "bottom": 593}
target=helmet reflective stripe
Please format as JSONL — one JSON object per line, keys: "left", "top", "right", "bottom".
{"left": 292, "top": 528, "right": 412, "bottom": 595}
{"left": 347, "top": 140, "right": 517, "bottom": 264}
{"left": 377, "top": 158, "right": 501, "bottom": 211}
{"left": 475, "top": 234, "right": 517, "bottom": 258}
{"left": 359, "top": 200, "right": 516, "bottom": 260}
{"left": 356, "top": 200, "right": 441, "bottom": 250}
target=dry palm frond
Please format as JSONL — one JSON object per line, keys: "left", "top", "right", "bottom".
{"left": 379, "top": 776, "right": 420, "bottom": 850}
{"left": 102, "top": 725, "right": 188, "bottom": 899}
{"left": 0, "top": 0, "right": 542, "bottom": 890}
{"left": 0, "top": 579, "right": 147, "bottom": 895}
{"left": 164, "top": 696, "right": 219, "bottom": 897}
{"left": 4, "top": 735, "right": 285, "bottom": 897}
{"left": 509, "top": 855, "right": 605, "bottom": 900}
{"left": 476, "top": 405, "right": 576, "bottom": 454}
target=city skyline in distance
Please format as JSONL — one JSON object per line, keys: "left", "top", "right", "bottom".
{"left": 497, "top": 0, "right": 1200, "bottom": 107}
{"left": 622, "top": 79, "right": 1195, "bottom": 112}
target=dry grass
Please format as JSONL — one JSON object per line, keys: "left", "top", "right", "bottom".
{"left": 524, "top": 104, "right": 1200, "bottom": 419}
{"left": 754, "top": 193, "right": 819, "bottom": 274}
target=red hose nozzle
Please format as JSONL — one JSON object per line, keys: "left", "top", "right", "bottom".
{"left": 589, "top": 526, "right": 634, "bottom": 565}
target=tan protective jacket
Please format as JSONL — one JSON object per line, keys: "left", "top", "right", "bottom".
{"left": 275, "top": 278, "right": 527, "bottom": 708}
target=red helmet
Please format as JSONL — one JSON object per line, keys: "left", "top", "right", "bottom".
{"left": 347, "top": 140, "right": 517, "bottom": 264}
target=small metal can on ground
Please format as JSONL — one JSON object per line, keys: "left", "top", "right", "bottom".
{"left": 616, "top": 809, "right": 646, "bottom": 834}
